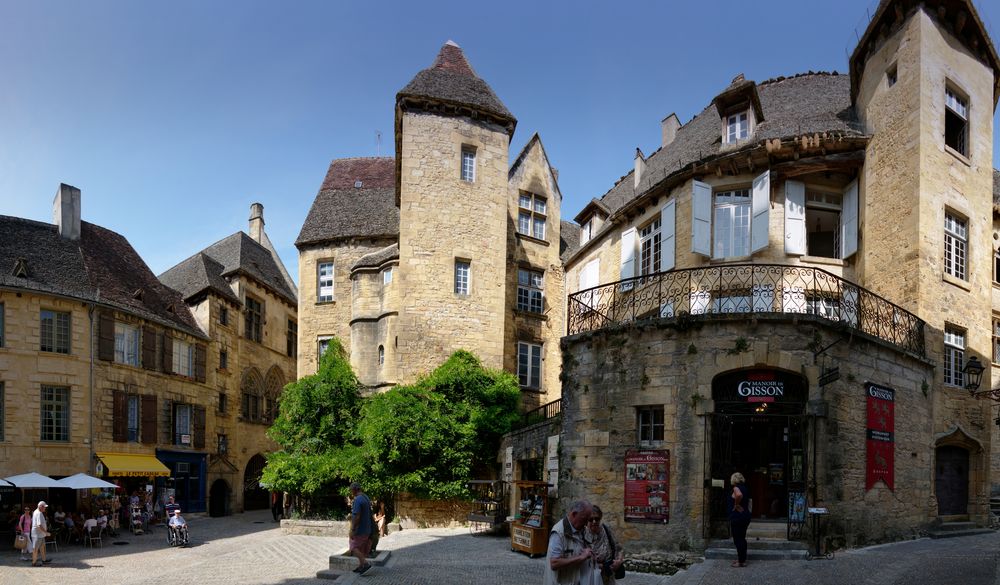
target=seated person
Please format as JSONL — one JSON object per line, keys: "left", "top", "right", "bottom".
{"left": 83, "top": 515, "right": 99, "bottom": 538}
{"left": 53, "top": 506, "right": 67, "bottom": 527}
{"left": 168, "top": 509, "right": 188, "bottom": 544}
{"left": 97, "top": 510, "right": 108, "bottom": 531}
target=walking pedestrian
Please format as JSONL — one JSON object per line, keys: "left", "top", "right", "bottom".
{"left": 544, "top": 499, "right": 594, "bottom": 585}
{"left": 728, "top": 472, "right": 751, "bottom": 568}
{"left": 349, "top": 482, "right": 373, "bottom": 575}
{"left": 31, "top": 501, "right": 51, "bottom": 567}
{"left": 16, "top": 505, "right": 33, "bottom": 561}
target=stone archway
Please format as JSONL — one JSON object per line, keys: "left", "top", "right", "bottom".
{"left": 934, "top": 426, "right": 982, "bottom": 518}
{"left": 209, "top": 479, "right": 231, "bottom": 517}
{"left": 243, "top": 454, "right": 269, "bottom": 511}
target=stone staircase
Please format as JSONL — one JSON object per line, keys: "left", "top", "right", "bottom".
{"left": 316, "top": 549, "right": 392, "bottom": 582}
{"left": 702, "top": 521, "right": 809, "bottom": 562}
{"left": 926, "top": 518, "right": 993, "bottom": 539}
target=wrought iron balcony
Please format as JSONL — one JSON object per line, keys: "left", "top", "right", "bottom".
{"left": 567, "top": 264, "right": 925, "bottom": 355}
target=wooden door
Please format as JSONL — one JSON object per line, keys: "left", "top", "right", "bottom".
{"left": 935, "top": 446, "right": 969, "bottom": 516}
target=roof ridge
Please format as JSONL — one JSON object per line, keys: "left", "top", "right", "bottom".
{"left": 0, "top": 215, "right": 56, "bottom": 229}
{"left": 430, "top": 41, "right": 476, "bottom": 76}
{"left": 758, "top": 70, "right": 842, "bottom": 87}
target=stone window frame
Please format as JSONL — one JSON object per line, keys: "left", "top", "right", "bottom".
{"left": 245, "top": 295, "right": 264, "bottom": 343}
{"left": 637, "top": 405, "right": 665, "bottom": 445}
{"left": 517, "top": 192, "right": 548, "bottom": 241}
{"left": 454, "top": 259, "right": 471, "bottom": 296}
{"left": 461, "top": 146, "right": 476, "bottom": 182}
{"left": 126, "top": 393, "right": 140, "bottom": 442}
{"left": 40, "top": 385, "right": 70, "bottom": 442}
{"left": 317, "top": 261, "right": 335, "bottom": 303}
{"left": 287, "top": 319, "right": 297, "bottom": 358}
{"left": 803, "top": 187, "right": 843, "bottom": 259}
{"left": 943, "top": 211, "right": 968, "bottom": 282}
{"left": 713, "top": 187, "right": 752, "bottom": 259}
{"left": 317, "top": 335, "right": 335, "bottom": 362}
{"left": 172, "top": 338, "right": 194, "bottom": 377}
{"left": 517, "top": 341, "right": 542, "bottom": 391}
{"left": 219, "top": 348, "right": 228, "bottom": 370}
{"left": 173, "top": 402, "right": 193, "bottom": 446}
{"left": 639, "top": 216, "right": 662, "bottom": 277}
{"left": 943, "top": 324, "right": 966, "bottom": 388}
{"left": 724, "top": 110, "right": 749, "bottom": 144}
{"left": 944, "top": 83, "right": 970, "bottom": 159}
{"left": 114, "top": 321, "right": 141, "bottom": 367}
{"left": 885, "top": 63, "right": 898, "bottom": 88}
{"left": 218, "top": 391, "right": 228, "bottom": 415}
{"left": 40, "top": 308, "right": 71, "bottom": 354}
{"left": 516, "top": 268, "right": 545, "bottom": 314}
{"left": 219, "top": 305, "right": 229, "bottom": 327}
{"left": 378, "top": 345, "right": 385, "bottom": 368}
{"left": 382, "top": 267, "right": 393, "bottom": 286}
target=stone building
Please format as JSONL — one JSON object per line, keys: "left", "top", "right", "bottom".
{"left": 558, "top": 0, "right": 1000, "bottom": 552}
{"left": 159, "top": 203, "right": 298, "bottom": 514}
{"left": 0, "top": 185, "right": 297, "bottom": 516}
{"left": 296, "top": 42, "right": 569, "bottom": 408}
{"left": 0, "top": 185, "right": 215, "bottom": 513}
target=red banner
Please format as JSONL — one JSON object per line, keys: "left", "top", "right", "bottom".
{"left": 624, "top": 450, "right": 669, "bottom": 523}
{"left": 865, "top": 382, "right": 894, "bottom": 490}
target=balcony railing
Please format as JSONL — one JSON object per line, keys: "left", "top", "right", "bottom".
{"left": 515, "top": 399, "right": 562, "bottom": 430}
{"left": 568, "top": 264, "right": 924, "bottom": 355}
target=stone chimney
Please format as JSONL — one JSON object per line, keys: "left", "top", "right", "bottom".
{"left": 249, "top": 202, "right": 264, "bottom": 243}
{"left": 634, "top": 148, "right": 646, "bottom": 190}
{"left": 53, "top": 183, "right": 81, "bottom": 240}
{"left": 661, "top": 113, "right": 681, "bottom": 148}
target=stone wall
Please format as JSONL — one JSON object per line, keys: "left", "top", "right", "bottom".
{"left": 559, "top": 314, "right": 949, "bottom": 553}
{"left": 395, "top": 492, "right": 469, "bottom": 528}
{"left": 396, "top": 111, "right": 510, "bottom": 383}
{"left": 350, "top": 258, "right": 399, "bottom": 389}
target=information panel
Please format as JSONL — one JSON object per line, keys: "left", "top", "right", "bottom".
{"left": 624, "top": 449, "right": 669, "bottom": 523}
{"left": 865, "top": 382, "right": 895, "bottom": 490}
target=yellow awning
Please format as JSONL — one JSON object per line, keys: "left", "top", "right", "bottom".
{"left": 96, "top": 453, "right": 171, "bottom": 478}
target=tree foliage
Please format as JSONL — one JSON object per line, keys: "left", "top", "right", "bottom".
{"left": 262, "top": 346, "right": 521, "bottom": 502}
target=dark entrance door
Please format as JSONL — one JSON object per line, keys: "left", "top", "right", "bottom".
{"left": 243, "top": 454, "right": 269, "bottom": 511}
{"left": 209, "top": 479, "right": 230, "bottom": 517}
{"left": 935, "top": 446, "right": 969, "bottom": 516}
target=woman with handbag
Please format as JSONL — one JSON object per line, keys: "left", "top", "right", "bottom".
{"left": 585, "top": 505, "right": 625, "bottom": 584}
{"left": 16, "top": 506, "right": 33, "bottom": 561}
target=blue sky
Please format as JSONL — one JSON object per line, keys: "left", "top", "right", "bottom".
{"left": 2, "top": 0, "right": 999, "bottom": 284}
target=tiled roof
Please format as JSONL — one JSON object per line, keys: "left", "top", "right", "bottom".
{"left": 0, "top": 216, "right": 204, "bottom": 337}
{"left": 351, "top": 243, "right": 399, "bottom": 271}
{"left": 559, "top": 221, "right": 582, "bottom": 264}
{"left": 397, "top": 41, "right": 516, "bottom": 130}
{"left": 594, "top": 73, "right": 863, "bottom": 218}
{"left": 161, "top": 232, "right": 297, "bottom": 307}
{"left": 295, "top": 157, "right": 400, "bottom": 247}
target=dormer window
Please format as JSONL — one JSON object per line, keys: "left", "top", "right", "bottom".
{"left": 580, "top": 218, "right": 594, "bottom": 245}
{"left": 725, "top": 111, "right": 749, "bottom": 143}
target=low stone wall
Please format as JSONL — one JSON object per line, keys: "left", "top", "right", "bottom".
{"left": 395, "top": 493, "right": 469, "bottom": 528}
{"left": 280, "top": 519, "right": 350, "bottom": 537}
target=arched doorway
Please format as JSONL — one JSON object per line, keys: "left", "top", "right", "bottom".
{"left": 935, "top": 446, "right": 969, "bottom": 516}
{"left": 243, "top": 454, "right": 269, "bottom": 511}
{"left": 209, "top": 479, "right": 231, "bottom": 517}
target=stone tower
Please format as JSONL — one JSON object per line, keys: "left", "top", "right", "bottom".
{"left": 393, "top": 41, "right": 517, "bottom": 381}
{"left": 851, "top": 0, "right": 999, "bottom": 513}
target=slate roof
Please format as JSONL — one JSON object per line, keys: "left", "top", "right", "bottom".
{"left": 160, "top": 232, "right": 297, "bottom": 306}
{"left": 352, "top": 243, "right": 399, "bottom": 271}
{"left": 559, "top": 221, "right": 582, "bottom": 265}
{"left": 585, "top": 73, "right": 863, "bottom": 224}
{"left": 0, "top": 216, "right": 204, "bottom": 337}
{"left": 397, "top": 41, "right": 516, "bottom": 131}
{"left": 295, "top": 157, "right": 399, "bottom": 247}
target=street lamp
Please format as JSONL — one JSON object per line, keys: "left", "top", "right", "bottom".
{"left": 963, "top": 356, "right": 986, "bottom": 394}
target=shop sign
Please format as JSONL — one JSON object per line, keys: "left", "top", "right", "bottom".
{"left": 624, "top": 450, "right": 669, "bottom": 524}
{"left": 865, "top": 382, "right": 895, "bottom": 490}
{"left": 503, "top": 447, "right": 513, "bottom": 484}
{"left": 736, "top": 373, "right": 785, "bottom": 403}
{"left": 713, "top": 370, "right": 807, "bottom": 404}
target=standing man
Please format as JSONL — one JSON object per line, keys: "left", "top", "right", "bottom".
{"left": 31, "top": 501, "right": 51, "bottom": 567}
{"left": 164, "top": 495, "right": 180, "bottom": 521}
{"left": 271, "top": 491, "right": 282, "bottom": 522}
{"left": 545, "top": 500, "right": 594, "bottom": 585}
{"left": 349, "top": 482, "right": 373, "bottom": 575}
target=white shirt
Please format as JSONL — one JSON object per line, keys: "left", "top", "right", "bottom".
{"left": 31, "top": 509, "right": 48, "bottom": 537}
{"left": 169, "top": 515, "right": 186, "bottom": 527}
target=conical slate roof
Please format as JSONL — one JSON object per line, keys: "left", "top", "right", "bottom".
{"left": 397, "top": 41, "right": 516, "bottom": 132}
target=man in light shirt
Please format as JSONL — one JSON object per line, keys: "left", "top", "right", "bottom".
{"left": 31, "top": 501, "right": 51, "bottom": 567}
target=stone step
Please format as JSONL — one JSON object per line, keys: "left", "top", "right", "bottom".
{"left": 935, "top": 521, "right": 976, "bottom": 531}
{"left": 704, "top": 547, "right": 809, "bottom": 561}
{"left": 746, "top": 522, "right": 788, "bottom": 539}
{"left": 927, "top": 528, "right": 994, "bottom": 539}
{"left": 316, "top": 569, "right": 348, "bottom": 582}
{"left": 708, "top": 538, "right": 809, "bottom": 551}
{"left": 318, "top": 550, "right": 391, "bottom": 580}
{"left": 666, "top": 559, "right": 710, "bottom": 584}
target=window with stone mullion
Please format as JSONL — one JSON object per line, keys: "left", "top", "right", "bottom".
{"left": 944, "top": 213, "right": 967, "bottom": 280}
{"left": 517, "top": 269, "right": 544, "bottom": 313}
{"left": 40, "top": 385, "right": 69, "bottom": 442}
{"left": 943, "top": 326, "right": 965, "bottom": 387}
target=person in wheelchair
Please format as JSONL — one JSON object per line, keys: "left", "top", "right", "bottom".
{"left": 167, "top": 509, "right": 189, "bottom": 547}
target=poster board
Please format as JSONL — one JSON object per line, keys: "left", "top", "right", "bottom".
{"left": 865, "top": 382, "right": 895, "bottom": 490}
{"left": 624, "top": 449, "right": 669, "bottom": 523}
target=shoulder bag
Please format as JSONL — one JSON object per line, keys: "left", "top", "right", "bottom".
{"left": 603, "top": 524, "right": 626, "bottom": 579}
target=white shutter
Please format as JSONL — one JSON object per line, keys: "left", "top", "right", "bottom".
{"left": 784, "top": 180, "right": 806, "bottom": 255}
{"left": 620, "top": 228, "right": 636, "bottom": 290}
{"left": 691, "top": 180, "right": 712, "bottom": 256}
{"left": 578, "top": 259, "right": 599, "bottom": 307}
{"left": 660, "top": 200, "right": 676, "bottom": 272}
{"left": 750, "top": 170, "right": 770, "bottom": 254}
{"left": 841, "top": 179, "right": 858, "bottom": 258}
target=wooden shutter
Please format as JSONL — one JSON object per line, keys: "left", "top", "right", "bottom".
{"left": 784, "top": 180, "right": 806, "bottom": 255}
{"left": 194, "top": 344, "right": 207, "bottom": 383}
{"left": 142, "top": 327, "right": 157, "bottom": 370}
{"left": 112, "top": 389, "right": 127, "bottom": 443}
{"left": 161, "top": 334, "right": 173, "bottom": 374}
{"left": 619, "top": 227, "right": 636, "bottom": 290}
{"left": 193, "top": 406, "right": 206, "bottom": 450}
{"left": 691, "top": 180, "right": 712, "bottom": 256}
{"left": 750, "top": 170, "right": 770, "bottom": 254}
{"left": 164, "top": 400, "right": 174, "bottom": 445}
{"left": 660, "top": 200, "right": 676, "bottom": 272}
{"left": 98, "top": 310, "right": 115, "bottom": 361}
{"left": 841, "top": 179, "right": 859, "bottom": 259}
{"left": 141, "top": 394, "right": 157, "bottom": 445}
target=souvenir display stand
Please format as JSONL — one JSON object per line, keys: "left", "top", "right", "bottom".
{"left": 467, "top": 480, "right": 506, "bottom": 534}
{"left": 510, "top": 481, "right": 551, "bottom": 557}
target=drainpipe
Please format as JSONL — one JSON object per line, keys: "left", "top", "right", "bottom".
{"left": 88, "top": 303, "right": 95, "bottom": 469}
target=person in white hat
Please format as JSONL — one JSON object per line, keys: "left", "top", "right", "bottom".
{"left": 31, "top": 501, "right": 51, "bottom": 566}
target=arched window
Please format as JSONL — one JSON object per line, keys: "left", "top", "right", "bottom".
{"left": 263, "top": 366, "right": 285, "bottom": 423}
{"left": 378, "top": 345, "right": 385, "bottom": 367}
{"left": 240, "top": 368, "right": 264, "bottom": 422}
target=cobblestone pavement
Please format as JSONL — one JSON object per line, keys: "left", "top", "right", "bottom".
{"left": 4, "top": 511, "right": 999, "bottom": 585}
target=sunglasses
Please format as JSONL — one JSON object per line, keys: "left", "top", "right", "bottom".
{"left": 589, "top": 518, "right": 602, "bottom": 523}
